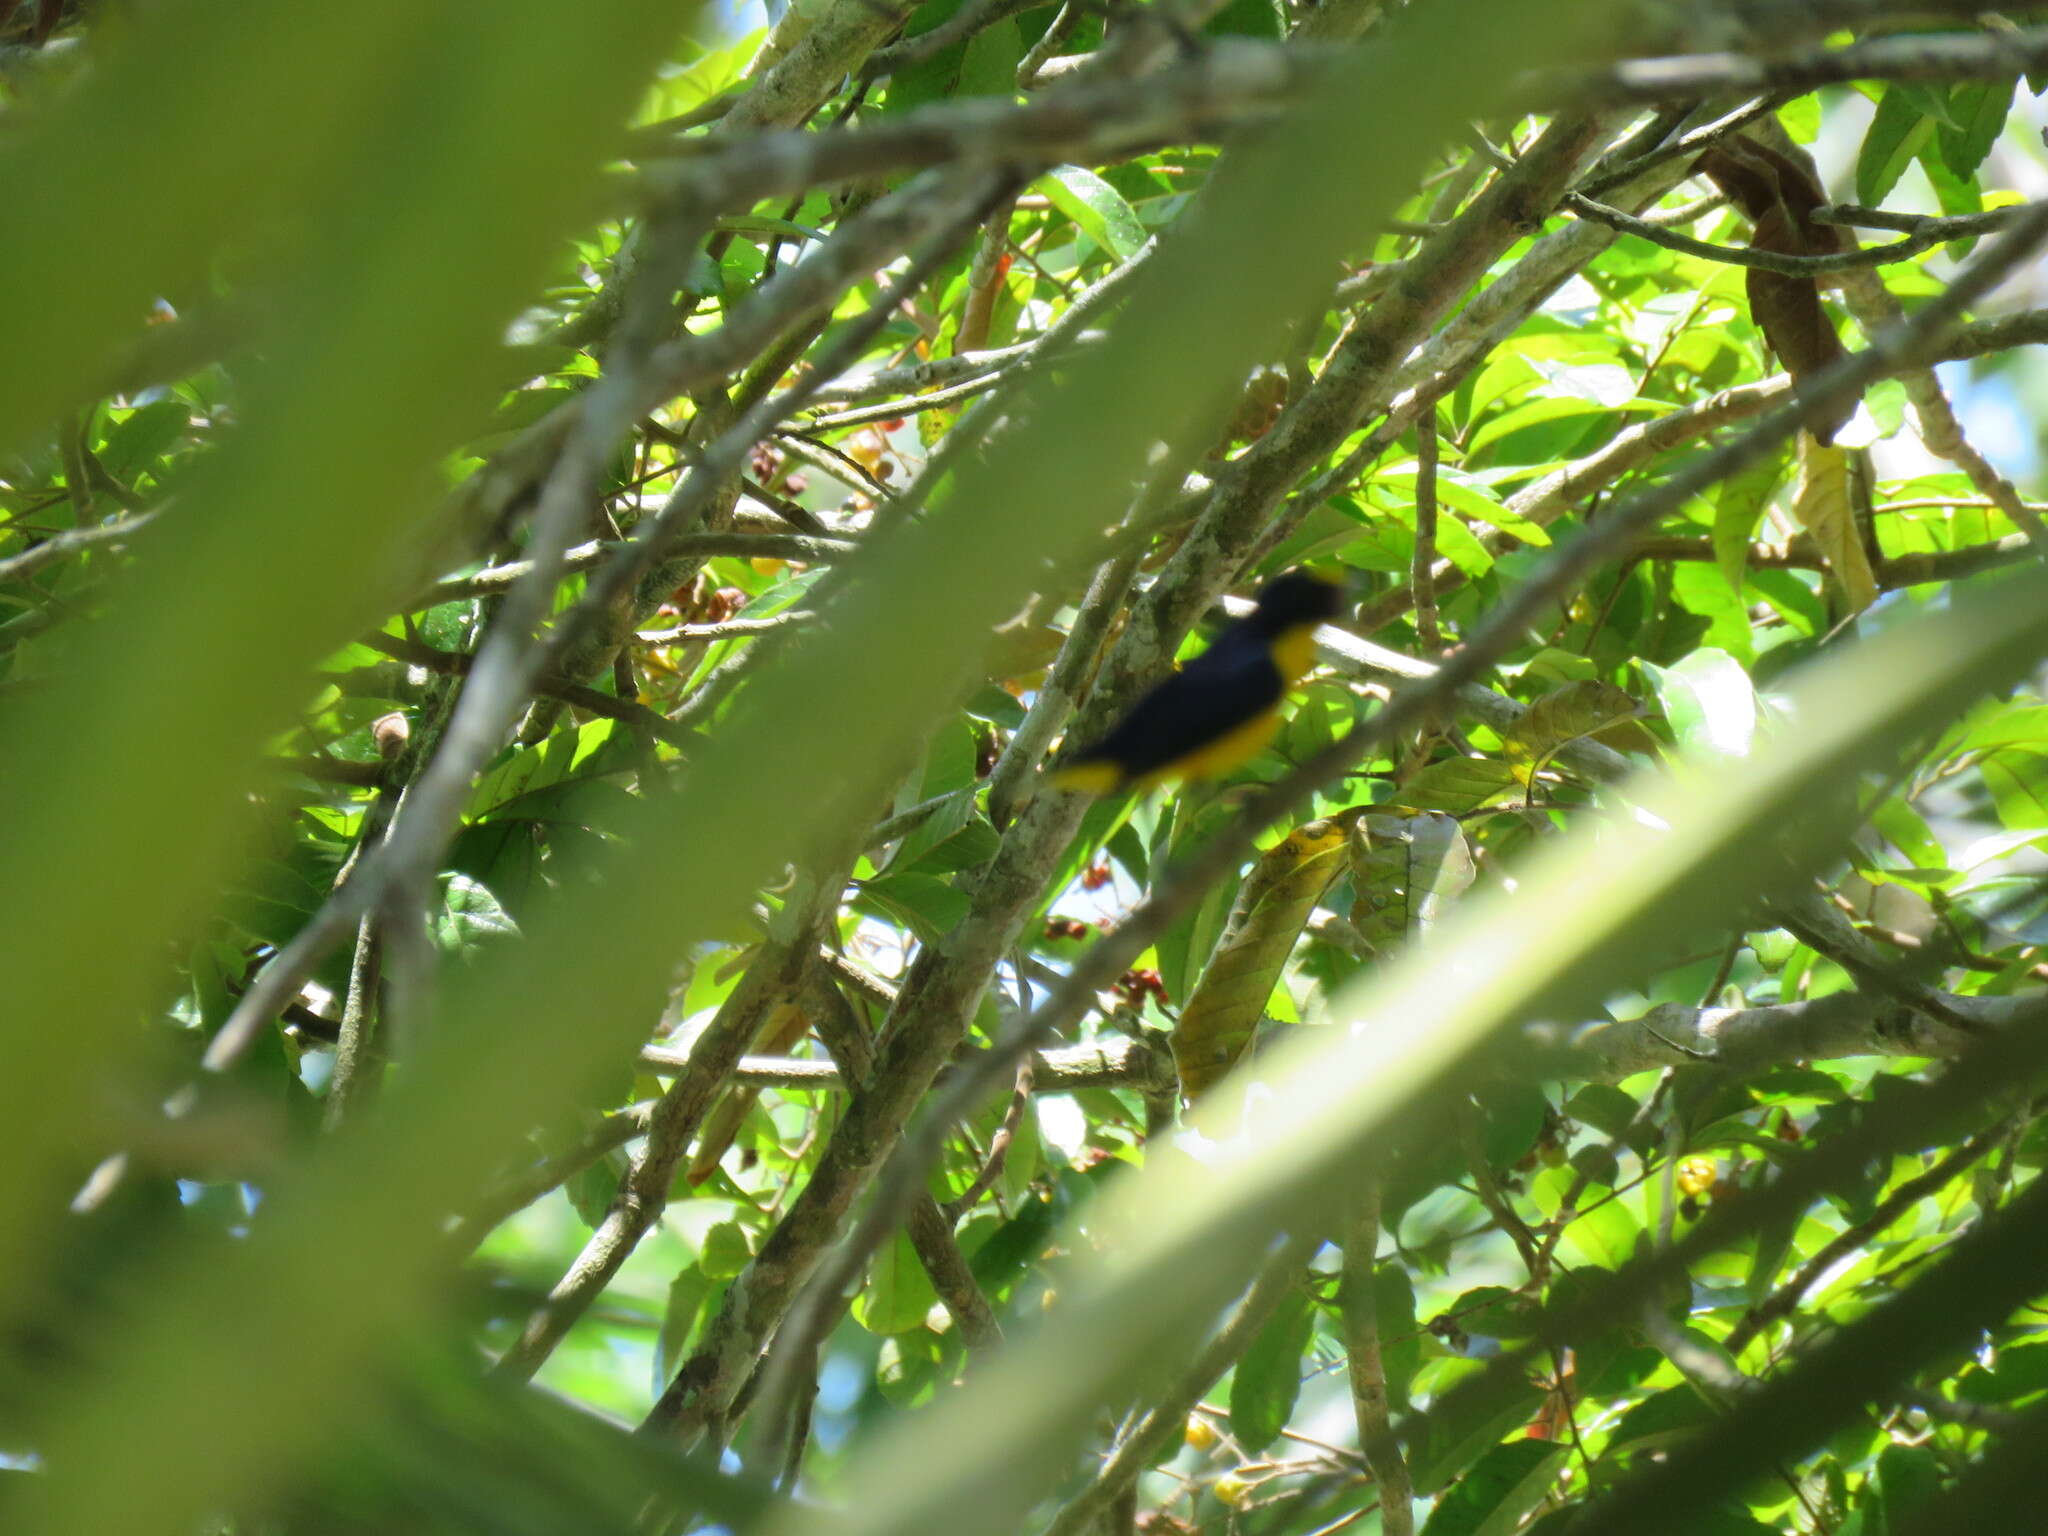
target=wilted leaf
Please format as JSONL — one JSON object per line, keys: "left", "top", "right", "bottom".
{"left": 1172, "top": 818, "right": 1350, "bottom": 1099}
{"left": 1397, "top": 757, "right": 1521, "bottom": 815}
{"left": 1696, "top": 141, "right": 1855, "bottom": 443}
{"left": 1504, "top": 680, "right": 1641, "bottom": 781}
{"left": 1791, "top": 435, "right": 1878, "bottom": 614}
{"left": 1351, "top": 811, "right": 1475, "bottom": 955}
{"left": 1746, "top": 217, "right": 1851, "bottom": 444}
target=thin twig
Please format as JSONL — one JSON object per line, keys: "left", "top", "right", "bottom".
{"left": 1563, "top": 191, "right": 2011, "bottom": 275}
{"left": 942, "top": 1057, "right": 1035, "bottom": 1220}
{"left": 801, "top": 369, "right": 1007, "bottom": 432}
{"left": 636, "top": 610, "right": 814, "bottom": 644}
{"left": 1341, "top": 1179, "right": 1413, "bottom": 1536}
{"left": 1410, "top": 407, "right": 1440, "bottom": 656}
{"left": 1576, "top": 93, "right": 1786, "bottom": 198}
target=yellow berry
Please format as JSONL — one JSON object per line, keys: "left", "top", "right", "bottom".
{"left": 1676, "top": 1156, "right": 1717, "bottom": 1198}
{"left": 1213, "top": 1474, "right": 1252, "bottom": 1508}
{"left": 1185, "top": 1416, "right": 1221, "bottom": 1453}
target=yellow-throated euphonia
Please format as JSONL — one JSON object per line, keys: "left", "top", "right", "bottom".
{"left": 1048, "top": 570, "right": 1346, "bottom": 795}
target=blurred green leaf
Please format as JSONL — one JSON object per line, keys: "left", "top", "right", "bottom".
{"left": 1043, "top": 167, "right": 1148, "bottom": 262}
{"left": 1228, "top": 1285, "right": 1314, "bottom": 1451}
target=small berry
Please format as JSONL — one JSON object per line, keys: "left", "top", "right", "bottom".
{"left": 1675, "top": 1156, "right": 1717, "bottom": 1198}
{"left": 1212, "top": 1474, "right": 1252, "bottom": 1509}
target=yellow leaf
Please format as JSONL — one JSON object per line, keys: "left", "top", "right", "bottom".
{"left": 1171, "top": 818, "right": 1350, "bottom": 1101}
{"left": 685, "top": 999, "right": 807, "bottom": 1186}
{"left": 1503, "top": 680, "right": 1642, "bottom": 783}
{"left": 1791, "top": 435, "right": 1878, "bottom": 614}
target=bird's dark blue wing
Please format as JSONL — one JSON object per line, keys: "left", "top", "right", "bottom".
{"left": 1064, "top": 626, "right": 1283, "bottom": 782}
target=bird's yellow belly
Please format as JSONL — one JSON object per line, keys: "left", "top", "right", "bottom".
{"left": 1137, "top": 705, "right": 1281, "bottom": 787}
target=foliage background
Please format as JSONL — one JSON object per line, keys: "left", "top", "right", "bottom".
{"left": 5, "top": 2, "right": 2048, "bottom": 1534}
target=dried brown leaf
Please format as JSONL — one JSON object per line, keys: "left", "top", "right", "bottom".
{"left": 1696, "top": 141, "right": 1857, "bottom": 443}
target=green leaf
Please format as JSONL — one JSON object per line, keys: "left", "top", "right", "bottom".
{"left": 856, "top": 872, "right": 973, "bottom": 943}
{"left": 1228, "top": 1286, "right": 1315, "bottom": 1451}
{"left": 1856, "top": 86, "right": 1937, "bottom": 206}
{"left": 967, "top": 1188, "right": 1061, "bottom": 1297}
{"left": 880, "top": 0, "right": 976, "bottom": 113}
{"left": 712, "top": 212, "right": 824, "bottom": 247}
{"left": 1042, "top": 166, "right": 1148, "bottom": 262}
{"left": 1376, "top": 1263, "right": 1420, "bottom": 1407}
{"left": 1156, "top": 801, "right": 1244, "bottom": 1002}
{"left": 565, "top": 1155, "right": 620, "bottom": 1228}
{"left": 856, "top": 1231, "right": 941, "bottom": 1335}
{"left": 1609, "top": 1383, "right": 1716, "bottom": 1449}
{"left": 430, "top": 872, "right": 519, "bottom": 957}
{"left": 1529, "top": 1164, "right": 1640, "bottom": 1269}
{"left": 653, "top": 1269, "right": 721, "bottom": 1398}
{"left": 99, "top": 398, "right": 191, "bottom": 482}
{"left": 699, "top": 1220, "right": 755, "bottom": 1280}
{"left": 1565, "top": 1084, "right": 1640, "bottom": 1141}
{"left": 1518, "top": 648, "right": 1597, "bottom": 689}
{"left": 1958, "top": 1339, "right": 2048, "bottom": 1403}
{"left": 1643, "top": 649, "right": 1757, "bottom": 759}
{"left": 1407, "top": 1357, "right": 1546, "bottom": 1494}
{"left": 1745, "top": 1200, "right": 1801, "bottom": 1306}
{"left": 1938, "top": 79, "right": 2014, "bottom": 181}
{"left": 1418, "top": 1438, "right": 1566, "bottom": 1536}
{"left": 875, "top": 1326, "right": 961, "bottom": 1409}
{"left": 897, "top": 815, "right": 1002, "bottom": 876}
{"left": 1711, "top": 446, "right": 1787, "bottom": 592}
{"left": 1876, "top": 1444, "right": 1943, "bottom": 1529}
{"left": 1202, "top": 0, "right": 1283, "bottom": 38}
{"left": 1778, "top": 94, "right": 1820, "bottom": 143}
{"left": 466, "top": 719, "right": 635, "bottom": 823}
{"left": 1917, "top": 145, "right": 1983, "bottom": 259}
{"left": 957, "top": 16, "right": 1023, "bottom": 96}
{"left": 885, "top": 786, "right": 986, "bottom": 875}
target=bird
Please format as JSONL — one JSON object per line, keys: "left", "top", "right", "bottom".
{"left": 1047, "top": 570, "right": 1348, "bottom": 796}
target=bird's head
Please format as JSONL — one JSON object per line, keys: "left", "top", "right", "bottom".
{"left": 1249, "top": 570, "right": 1348, "bottom": 633}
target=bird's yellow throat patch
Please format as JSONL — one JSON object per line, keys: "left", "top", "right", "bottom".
{"left": 1271, "top": 622, "right": 1320, "bottom": 687}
